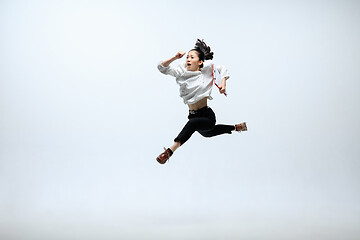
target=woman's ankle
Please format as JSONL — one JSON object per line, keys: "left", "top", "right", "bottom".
{"left": 170, "top": 142, "right": 181, "bottom": 152}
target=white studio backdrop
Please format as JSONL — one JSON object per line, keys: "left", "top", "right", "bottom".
{"left": 0, "top": 0, "right": 359, "bottom": 239}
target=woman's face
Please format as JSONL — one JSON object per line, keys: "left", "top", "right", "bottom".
{"left": 186, "top": 50, "right": 203, "bottom": 71}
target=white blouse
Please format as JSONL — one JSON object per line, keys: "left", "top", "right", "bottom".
{"left": 157, "top": 60, "right": 230, "bottom": 104}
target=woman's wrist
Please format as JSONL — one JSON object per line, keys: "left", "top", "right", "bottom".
{"left": 220, "top": 78, "right": 227, "bottom": 87}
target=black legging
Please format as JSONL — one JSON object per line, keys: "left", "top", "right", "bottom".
{"left": 174, "top": 106, "right": 235, "bottom": 145}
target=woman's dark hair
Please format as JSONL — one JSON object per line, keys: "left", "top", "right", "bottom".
{"left": 191, "top": 39, "right": 214, "bottom": 68}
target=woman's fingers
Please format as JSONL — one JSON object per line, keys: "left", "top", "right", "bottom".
{"left": 177, "top": 51, "right": 185, "bottom": 58}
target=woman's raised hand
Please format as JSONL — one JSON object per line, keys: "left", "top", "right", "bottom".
{"left": 175, "top": 51, "right": 185, "bottom": 59}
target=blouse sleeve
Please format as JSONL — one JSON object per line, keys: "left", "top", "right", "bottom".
{"left": 215, "top": 65, "right": 230, "bottom": 80}
{"left": 157, "top": 61, "right": 185, "bottom": 78}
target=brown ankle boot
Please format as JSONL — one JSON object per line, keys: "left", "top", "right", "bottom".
{"left": 156, "top": 147, "right": 173, "bottom": 164}
{"left": 235, "top": 122, "right": 247, "bottom": 132}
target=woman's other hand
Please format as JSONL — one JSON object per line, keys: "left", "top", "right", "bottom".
{"left": 219, "top": 85, "right": 226, "bottom": 94}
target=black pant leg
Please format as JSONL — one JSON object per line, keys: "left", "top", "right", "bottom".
{"left": 198, "top": 124, "right": 235, "bottom": 138}
{"left": 174, "top": 116, "right": 215, "bottom": 145}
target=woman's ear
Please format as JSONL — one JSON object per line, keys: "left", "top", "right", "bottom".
{"left": 198, "top": 60, "right": 203, "bottom": 66}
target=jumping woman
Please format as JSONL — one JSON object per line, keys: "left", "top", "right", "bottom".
{"left": 156, "top": 39, "right": 247, "bottom": 164}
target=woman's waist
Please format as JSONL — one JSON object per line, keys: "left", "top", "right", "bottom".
{"left": 188, "top": 97, "right": 208, "bottom": 111}
{"left": 189, "top": 106, "right": 209, "bottom": 115}
{"left": 188, "top": 105, "right": 215, "bottom": 121}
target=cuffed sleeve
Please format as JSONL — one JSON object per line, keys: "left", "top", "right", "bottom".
{"left": 157, "top": 61, "right": 185, "bottom": 78}
{"left": 215, "top": 65, "right": 230, "bottom": 80}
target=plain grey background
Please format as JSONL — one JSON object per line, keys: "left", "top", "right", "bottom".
{"left": 1, "top": 0, "right": 359, "bottom": 239}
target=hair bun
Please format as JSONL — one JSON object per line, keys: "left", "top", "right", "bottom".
{"left": 194, "top": 39, "right": 214, "bottom": 60}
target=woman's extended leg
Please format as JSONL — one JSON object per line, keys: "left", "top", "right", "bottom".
{"left": 156, "top": 116, "right": 214, "bottom": 164}
{"left": 199, "top": 122, "right": 247, "bottom": 137}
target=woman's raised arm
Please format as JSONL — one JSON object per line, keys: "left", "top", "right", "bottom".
{"left": 161, "top": 51, "right": 185, "bottom": 67}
